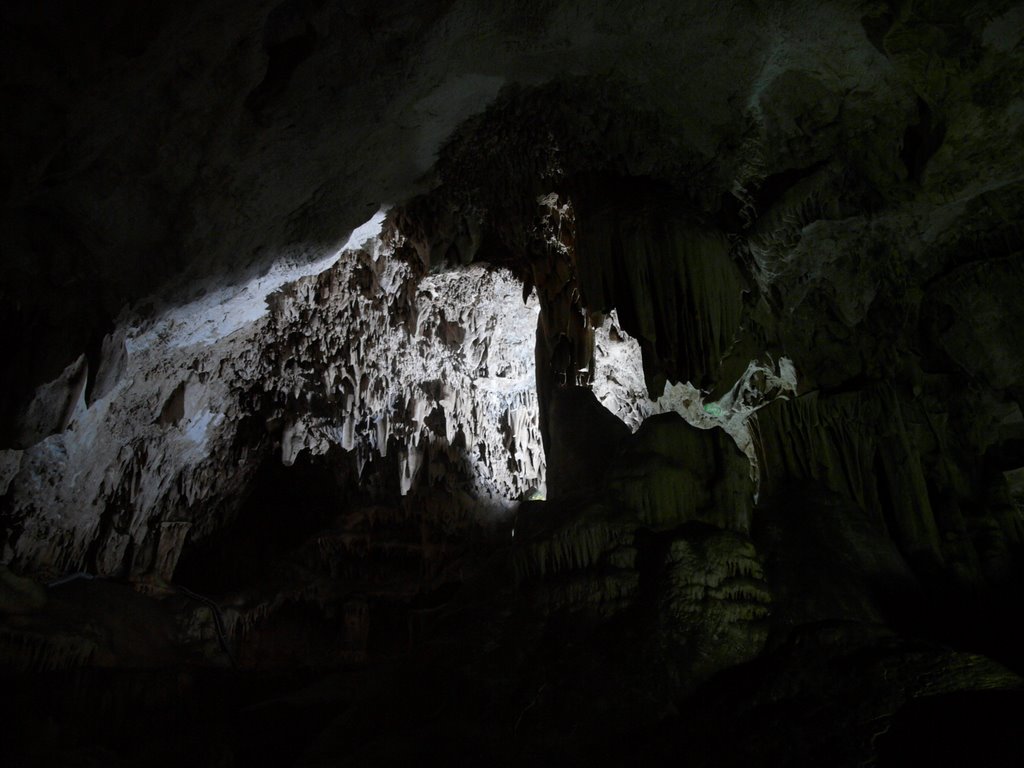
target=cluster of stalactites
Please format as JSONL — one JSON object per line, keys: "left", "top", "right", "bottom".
{"left": 520, "top": 189, "right": 800, "bottom": 500}
{"left": 258, "top": 239, "right": 545, "bottom": 509}
{"left": 570, "top": 188, "right": 746, "bottom": 397}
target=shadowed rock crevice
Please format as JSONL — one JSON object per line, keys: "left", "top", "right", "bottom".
{"left": 245, "top": 0, "right": 321, "bottom": 115}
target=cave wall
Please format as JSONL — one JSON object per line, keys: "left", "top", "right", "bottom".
{"left": 0, "top": 225, "right": 545, "bottom": 580}
{"left": 3, "top": 0, "right": 1024, "bottom": 766}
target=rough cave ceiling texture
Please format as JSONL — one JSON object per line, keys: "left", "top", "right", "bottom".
{"left": 3, "top": 0, "right": 1024, "bottom": 765}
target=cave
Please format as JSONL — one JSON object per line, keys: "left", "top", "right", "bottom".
{"left": 3, "top": 1, "right": 1024, "bottom": 766}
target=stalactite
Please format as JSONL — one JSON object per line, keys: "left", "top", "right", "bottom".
{"left": 571, "top": 184, "right": 746, "bottom": 394}
{"left": 755, "top": 386, "right": 946, "bottom": 568}
{"left": 0, "top": 630, "right": 98, "bottom": 672}
{"left": 2, "top": 225, "right": 546, "bottom": 576}
{"left": 256, "top": 242, "right": 545, "bottom": 509}
{"left": 514, "top": 513, "right": 634, "bottom": 582}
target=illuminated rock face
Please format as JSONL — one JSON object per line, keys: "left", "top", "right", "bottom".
{"left": 3, "top": 0, "right": 1024, "bottom": 765}
{"left": 254, "top": 245, "right": 543, "bottom": 506}
{"left": 0, "top": 228, "right": 544, "bottom": 578}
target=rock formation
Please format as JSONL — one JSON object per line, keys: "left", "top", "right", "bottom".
{"left": 3, "top": 0, "right": 1024, "bottom": 765}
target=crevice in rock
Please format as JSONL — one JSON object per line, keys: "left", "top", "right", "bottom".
{"left": 900, "top": 97, "right": 946, "bottom": 184}
{"left": 245, "top": 2, "right": 320, "bottom": 115}
{"left": 158, "top": 381, "right": 187, "bottom": 427}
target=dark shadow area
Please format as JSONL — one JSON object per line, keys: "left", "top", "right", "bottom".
{"left": 755, "top": 480, "right": 1024, "bottom": 678}
{"left": 900, "top": 97, "right": 946, "bottom": 184}
{"left": 245, "top": 0, "right": 320, "bottom": 115}
{"left": 878, "top": 689, "right": 1024, "bottom": 768}
{"left": 175, "top": 451, "right": 348, "bottom": 594}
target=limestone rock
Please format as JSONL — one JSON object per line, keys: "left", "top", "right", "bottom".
{"left": 610, "top": 411, "right": 754, "bottom": 531}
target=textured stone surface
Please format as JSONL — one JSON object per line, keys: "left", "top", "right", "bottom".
{"left": 2, "top": 0, "right": 1024, "bottom": 765}
{"left": 0, "top": 225, "right": 544, "bottom": 580}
